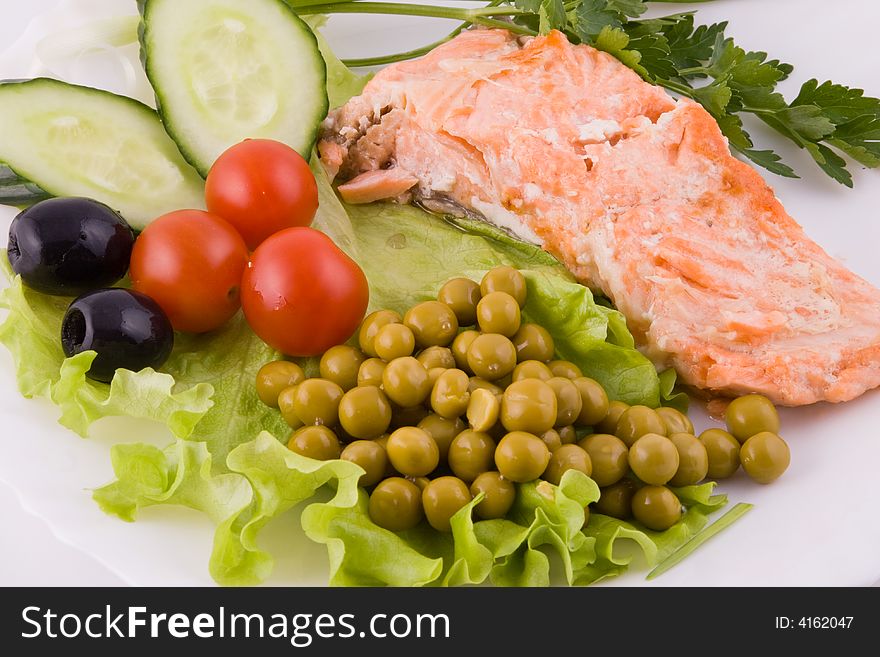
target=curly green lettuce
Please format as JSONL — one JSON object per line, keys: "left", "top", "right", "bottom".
{"left": 301, "top": 471, "right": 725, "bottom": 587}
{"left": 0, "top": 260, "right": 214, "bottom": 437}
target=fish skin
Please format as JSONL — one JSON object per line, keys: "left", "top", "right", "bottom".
{"left": 319, "top": 29, "right": 880, "bottom": 406}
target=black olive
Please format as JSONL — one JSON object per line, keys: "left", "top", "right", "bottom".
{"left": 61, "top": 288, "right": 174, "bottom": 383}
{"left": 7, "top": 197, "right": 134, "bottom": 296}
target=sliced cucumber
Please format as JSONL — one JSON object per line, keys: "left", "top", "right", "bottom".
{"left": 140, "top": 0, "right": 328, "bottom": 177}
{"left": 0, "top": 78, "right": 205, "bottom": 230}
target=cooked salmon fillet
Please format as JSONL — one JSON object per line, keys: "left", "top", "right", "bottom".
{"left": 319, "top": 29, "right": 880, "bottom": 406}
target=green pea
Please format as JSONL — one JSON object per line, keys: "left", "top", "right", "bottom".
{"left": 467, "top": 387, "right": 501, "bottom": 432}
{"left": 668, "top": 432, "right": 709, "bottom": 487}
{"left": 476, "top": 291, "right": 521, "bottom": 337}
{"left": 422, "top": 476, "right": 472, "bottom": 532}
{"left": 430, "top": 368, "right": 471, "bottom": 419}
{"left": 699, "top": 428, "right": 741, "bottom": 479}
{"left": 319, "top": 345, "right": 366, "bottom": 392}
{"left": 256, "top": 360, "right": 305, "bottom": 407}
{"left": 438, "top": 277, "right": 481, "bottom": 326}
{"left": 725, "top": 394, "right": 780, "bottom": 443}
{"left": 511, "top": 323, "right": 554, "bottom": 362}
{"left": 338, "top": 386, "right": 392, "bottom": 439}
{"left": 572, "top": 377, "right": 610, "bottom": 427}
{"left": 593, "top": 478, "right": 635, "bottom": 520}
{"left": 417, "top": 346, "right": 456, "bottom": 370}
{"left": 373, "top": 323, "right": 415, "bottom": 361}
{"left": 631, "top": 485, "right": 682, "bottom": 531}
{"left": 357, "top": 358, "right": 386, "bottom": 387}
{"left": 546, "top": 376, "right": 583, "bottom": 427}
{"left": 557, "top": 425, "right": 578, "bottom": 445}
{"left": 386, "top": 426, "right": 439, "bottom": 477}
{"left": 548, "top": 360, "right": 582, "bottom": 379}
{"left": 287, "top": 425, "right": 341, "bottom": 461}
{"left": 417, "top": 414, "right": 465, "bottom": 461}
{"left": 341, "top": 440, "right": 389, "bottom": 487}
{"left": 368, "top": 477, "right": 423, "bottom": 531}
{"left": 358, "top": 310, "right": 402, "bottom": 357}
{"left": 448, "top": 430, "right": 496, "bottom": 482}
{"left": 595, "top": 400, "right": 629, "bottom": 435}
{"left": 539, "top": 428, "right": 563, "bottom": 453}
{"left": 277, "top": 385, "right": 303, "bottom": 429}
{"left": 495, "top": 431, "right": 551, "bottom": 483}
{"left": 500, "top": 379, "right": 557, "bottom": 434}
{"left": 480, "top": 266, "right": 527, "bottom": 307}
{"left": 451, "top": 330, "right": 480, "bottom": 372}
{"left": 628, "top": 433, "right": 679, "bottom": 485}
{"left": 578, "top": 433, "right": 629, "bottom": 487}
{"left": 470, "top": 471, "right": 515, "bottom": 520}
{"left": 740, "top": 431, "right": 790, "bottom": 484}
{"left": 615, "top": 405, "right": 666, "bottom": 446}
{"left": 467, "top": 333, "right": 517, "bottom": 381}
{"left": 292, "top": 378, "right": 343, "bottom": 426}
{"left": 404, "top": 301, "right": 459, "bottom": 348}
{"left": 382, "top": 356, "right": 431, "bottom": 407}
{"left": 389, "top": 403, "right": 430, "bottom": 430}
{"left": 512, "top": 360, "right": 553, "bottom": 382}
{"left": 656, "top": 407, "right": 694, "bottom": 436}
{"left": 542, "top": 444, "right": 592, "bottom": 485}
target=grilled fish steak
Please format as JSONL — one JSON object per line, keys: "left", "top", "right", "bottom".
{"left": 319, "top": 29, "right": 880, "bottom": 406}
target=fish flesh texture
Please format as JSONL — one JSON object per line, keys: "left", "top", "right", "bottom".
{"left": 319, "top": 29, "right": 880, "bottom": 406}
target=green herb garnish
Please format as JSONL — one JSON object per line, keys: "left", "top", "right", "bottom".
{"left": 647, "top": 502, "right": 753, "bottom": 580}
{"left": 291, "top": 0, "right": 880, "bottom": 187}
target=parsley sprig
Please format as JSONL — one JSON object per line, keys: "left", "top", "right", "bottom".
{"left": 293, "top": 0, "right": 880, "bottom": 186}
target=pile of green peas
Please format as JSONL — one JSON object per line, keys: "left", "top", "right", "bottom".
{"left": 255, "top": 266, "right": 791, "bottom": 535}
{"left": 590, "top": 396, "right": 789, "bottom": 530}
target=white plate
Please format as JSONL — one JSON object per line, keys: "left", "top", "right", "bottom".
{"left": 1, "top": 0, "right": 879, "bottom": 587}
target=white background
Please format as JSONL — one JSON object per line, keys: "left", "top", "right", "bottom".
{"left": 0, "top": 0, "right": 879, "bottom": 586}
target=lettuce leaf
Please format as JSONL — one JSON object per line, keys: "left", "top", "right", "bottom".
{"left": 579, "top": 481, "right": 726, "bottom": 584}
{"left": 300, "top": 471, "right": 599, "bottom": 587}
{"left": 520, "top": 271, "right": 662, "bottom": 406}
{"left": 343, "top": 202, "right": 669, "bottom": 406}
{"left": 302, "top": 14, "right": 371, "bottom": 109}
{"left": 298, "top": 472, "right": 727, "bottom": 587}
{"left": 95, "top": 432, "right": 364, "bottom": 585}
{"left": 301, "top": 491, "right": 444, "bottom": 587}
{"left": 0, "top": 260, "right": 214, "bottom": 438}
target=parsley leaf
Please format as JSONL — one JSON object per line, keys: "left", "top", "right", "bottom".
{"left": 804, "top": 142, "right": 853, "bottom": 187}
{"left": 592, "top": 25, "right": 645, "bottom": 74}
{"left": 627, "top": 32, "right": 677, "bottom": 80}
{"left": 792, "top": 80, "right": 880, "bottom": 167}
{"left": 573, "top": 0, "right": 624, "bottom": 39}
{"left": 735, "top": 148, "right": 798, "bottom": 179}
{"left": 515, "top": 0, "right": 566, "bottom": 34}
{"left": 828, "top": 115, "right": 880, "bottom": 167}
{"left": 792, "top": 79, "right": 880, "bottom": 123}
{"left": 664, "top": 16, "right": 726, "bottom": 72}
{"left": 693, "top": 81, "right": 732, "bottom": 118}
{"left": 606, "top": 0, "right": 647, "bottom": 18}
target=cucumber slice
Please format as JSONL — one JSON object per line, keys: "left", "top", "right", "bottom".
{"left": 140, "top": 0, "right": 328, "bottom": 177}
{"left": 0, "top": 78, "right": 205, "bottom": 230}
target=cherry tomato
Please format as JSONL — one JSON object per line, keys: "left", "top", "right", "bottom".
{"left": 205, "top": 139, "right": 318, "bottom": 250}
{"left": 241, "top": 227, "right": 369, "bottom": 356}
{"left": 130, "top": 209, "right": 249, "bottom": 333}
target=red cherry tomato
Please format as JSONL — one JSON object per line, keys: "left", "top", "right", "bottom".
{"left": 241, "top": 227, "right": 369, "bottom": 356}
{"left": 130, "top": 209, "right": 249, "bottom": 333}
{"left": 205, "top": 139, "right": 318, "bottom": 250}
